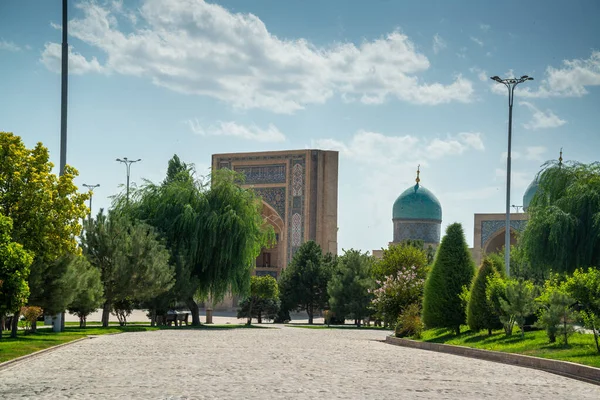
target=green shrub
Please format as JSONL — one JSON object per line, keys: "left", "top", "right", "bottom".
{"left": 395, "top": 303, "right": 424, "bottom": 339}
{"left": 498, "top": 279, "right": 538, "bottom": 338}
{"left": 535, "top": 286, "right": 575, "bottom": 345}
{"left": 422, "top": 223, "right": 475, "bottom": 335}
{"left": 467, "top": 258, "right": 502, "bottom": 335}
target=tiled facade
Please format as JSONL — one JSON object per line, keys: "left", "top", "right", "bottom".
{"left": 211, "top": 149, "right": 339, "bottom": 310}
{"left": 393, "top": 220, "right": 441, "bottom": 245}
{"left": 472, "top": 213, "right": 529, "bottom": 266}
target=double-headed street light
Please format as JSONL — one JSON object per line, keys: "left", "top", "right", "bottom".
{"left": 491, "top": 75, "right": 534, "bottom": 277}
{"left": 82, "top": 183, "right": 100, "bottom": 221}
{"left": 116, "top": 157, "right": 141, "bottom": 203}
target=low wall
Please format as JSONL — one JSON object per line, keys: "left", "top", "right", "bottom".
{"left": 385, "top": 336, "right": 600, "bottom": 386}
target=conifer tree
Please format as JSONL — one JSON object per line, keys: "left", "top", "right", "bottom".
{"left": 422, "top": 223, "right": 475, "bottom": 335}
{"left": 466, "top": 258, "right": 502, "bottom": 335}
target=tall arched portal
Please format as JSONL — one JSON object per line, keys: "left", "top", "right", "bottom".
{"left": 255, "top": 201, "right": 286, "bottom": 279}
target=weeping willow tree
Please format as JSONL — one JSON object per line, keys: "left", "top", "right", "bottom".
{"left": 126, "top": 155, "right": 273, "bottom": 325}
{"left": 522, "top": 160, "right": 600, "bottom": 274}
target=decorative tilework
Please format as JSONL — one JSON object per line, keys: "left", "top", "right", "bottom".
{"left": 215, "top": 152, "right": 307, "bottom": 265}
{"left": 255, "top": 270, "right": 278, "bottom": 279}
{"left": 394, "top": 221, "right": 441, "bottom": 244}
{"left": 481, "top": 219, "right": 528, "bottom": 247}
{"left": 253, "top": 187, "right": 286, "bottom": 219}
{"left": 292, "top": 163, "right": 303, "bottom": 196}
{"left": 234, "top": 164, "right": 286, "bottom": 184}
{"left": 292, "top": 213, "right": 302, "bottom": 247}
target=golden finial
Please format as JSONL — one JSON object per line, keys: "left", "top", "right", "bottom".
{"left": 559, "top": 148, "right": 563, "bottom": 166}
{"left": 416, "top": 164, "right": 421, "bottom": 184}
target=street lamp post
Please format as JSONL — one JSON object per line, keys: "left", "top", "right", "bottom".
{"left": 82, "top": 183, "right": 100, "bottom": 221}
{"left": 116, "top": 157, "right": 141, "bottom": 203}
{"left": 491, "top": 75, "right": 534, "bottom": 277}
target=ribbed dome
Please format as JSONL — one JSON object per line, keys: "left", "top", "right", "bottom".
{"left": 523, "top": 178, "right": 539, "bottom": 211}
{"left": 393, "top": 183, "right": 442, "bottom": 221}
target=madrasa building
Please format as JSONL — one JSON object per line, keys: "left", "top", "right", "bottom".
{"left": 210, "top": 149, "right": 339, "bottom": 310}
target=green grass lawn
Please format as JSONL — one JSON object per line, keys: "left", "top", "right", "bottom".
{"left": 415, "top": 327, "right": 600, "bottom": 368}
{"left": 0, "top": 323, "right": 260, "bottom": 363}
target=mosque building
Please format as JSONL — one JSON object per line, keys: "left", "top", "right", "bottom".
{"left": 373, "top": 166, "right": 442, "bottom": 258}
{"left": 471, "top": 150, "right": 560, "bottom": 265}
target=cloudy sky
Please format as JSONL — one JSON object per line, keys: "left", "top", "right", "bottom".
{"left": 1, "top": 0, "right": 599, "bottom": 251}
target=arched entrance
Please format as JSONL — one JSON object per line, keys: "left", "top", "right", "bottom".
{"left": 483, "top": 228, "right": 519, "bottom": 256}
{"left": 255, "top": 201, "right": 285, "bottom": 280}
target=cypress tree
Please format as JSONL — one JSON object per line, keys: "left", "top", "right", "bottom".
{"left": 466, "top": 258, "right": 502, "bottom": 335}
{"left": 422, "top": 223, "right": 475, "bottom": 335}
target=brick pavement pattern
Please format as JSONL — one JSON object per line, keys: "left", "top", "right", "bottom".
{"left": 1, "top": 327, "right": 599, "bottom": 399}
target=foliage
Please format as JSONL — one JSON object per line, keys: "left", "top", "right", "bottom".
{"left": 563, "top": 267, "right": 600, "bottom": 352}
{"left": 67, "top": 260, "right": 104, "bottom": 328}
{"left": 535, "top": 282, "right": 575, "bottom": 345}
{"left": 522, "top": 161, "right": 600, "bottom": 274}
{"left": 0, "top": 132, "right": 88, "bottom": 321}
{"left": 237, "top": 297, "right": 279, "bottom": 323}
{"left": 422, "top": 223, "right": 475, "bottom": 335}
{"left": 0, "top": 214, "right": 33, "bottom": 337}
{"left": 112, "top": 298, "right": 134, "bottom": 326}
{"left": 327, "top": 249, "right": 374, "bottom": 326}
{"left": 467, "top": 258, "right": 502, "bottom": 335}
{"left": 20, "top": 306, "right": 43, "bottom": 333}
{"left": 372, "top": 242, "right": 428, "bottom": 281}
{"left": 395, "top": 303, "right": 424, "bottom": 339}
{"left": 497, "top": 279, "right": 538, "bottom": 338}
{"left": 81, "top": 210, "right": 174, "bottom": 326}
{"left": 278, "top": 241, "right": 330, "bottom": 324}
{"left": 28, "top": 254, "right": 85, "bottom": 316}
{"left": 125, "top": 158, "right": 273, "bottom": 324}
{"left": 238, "top": 275, "right": 279, "bottom": 324}
{"left": 370, "top": 265, "right": 425, "bottom": 328}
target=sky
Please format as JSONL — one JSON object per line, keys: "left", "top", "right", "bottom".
{"left": 1, "top": 0, "right": 599, "bottom": 252}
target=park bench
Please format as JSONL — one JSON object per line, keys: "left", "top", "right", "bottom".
{"left": 175, "top": 312, "right": 189, "bottom": 326}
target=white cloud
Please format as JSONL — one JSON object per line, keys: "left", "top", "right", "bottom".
{"left": 456, "top": 47, "right": 467, "bottom": 59}
{"left": 40, "top": 0, "right": 474, "bottom": 113}
{"left": 480, "top": 24, "right": 491, "bottom": 32}
{"left": 520, "top": 101, "right": 567, "bottom": 130}
{"left": 0, "top": 39, "right": 21, "bottom": 52}
{"left": 525, "top": 146, "right": 547, "bottom": 161}
{"left": 470, "top": 37, "right": 484, "bottom": 46}
{"left": 186, "top": 120, "right": 285, "bottom": 142}
{"left": 40, "top": 43, "right": 106, "bottom": 75}
{"left": 433, "top": 34, "right": 446, "bottom": 54}
{"left": 314, "top": 130, "right": 484, "bottom": 165}
{"left": 490, "top": 51, "right": 600, "bottom": 99}
{"left": 470, "top": 66, "right": 488, "bottom": 82}
{"left": 495, "top": 168, "right": 531, "bottom": 189}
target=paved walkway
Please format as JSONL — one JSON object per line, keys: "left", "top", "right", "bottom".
{"left": 1, "top": 327, "right": 599, "bottom": 399}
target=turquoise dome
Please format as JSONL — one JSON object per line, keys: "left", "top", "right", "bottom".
{"left": 523, "top": 178, "right": 539, "bottom": 211}
{"left": 393, "top": 183, "right": 442, "bottom": 221}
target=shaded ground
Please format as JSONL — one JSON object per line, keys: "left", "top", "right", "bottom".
{"left": 1, "top": 327, "right": 599, "bottom": 399}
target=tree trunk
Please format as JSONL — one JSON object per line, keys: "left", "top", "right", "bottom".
{"left": 186, "top": 297, "right": 200, "bottom": 326}
{"left": 11, "top": 311, "right": 19, "bottom": 338}
{"left": 150, "top": 309, "right": 156, "bottom": 327}
{"left": 0, "top": 316, "right": 3, "bottom": 339}
{"left": 101, "top": 302, "right": 110, "bottom": 327}
{"left": 487, "top": 328, "right": 492, "bottom": 336}
{"left": 31, "top": 320, "right": 37, "bottom": 333}
{"left": 455, "top": 325, "right": 460, "bottom": 336}
{"left": 591, "top": 320, "right": 600, "bottom": 353}
{"left": 257, "top": 312, "right": 262, "bottom": 324}
{"left": 307, "top": 304, "right": 313, "bottom": 325}
{"left": 79, "top": 315, "right": 85, "bottom": 328}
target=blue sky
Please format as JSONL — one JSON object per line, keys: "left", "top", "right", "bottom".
{"left": 1, "top": 0, "right": 599, "bottom": 251}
